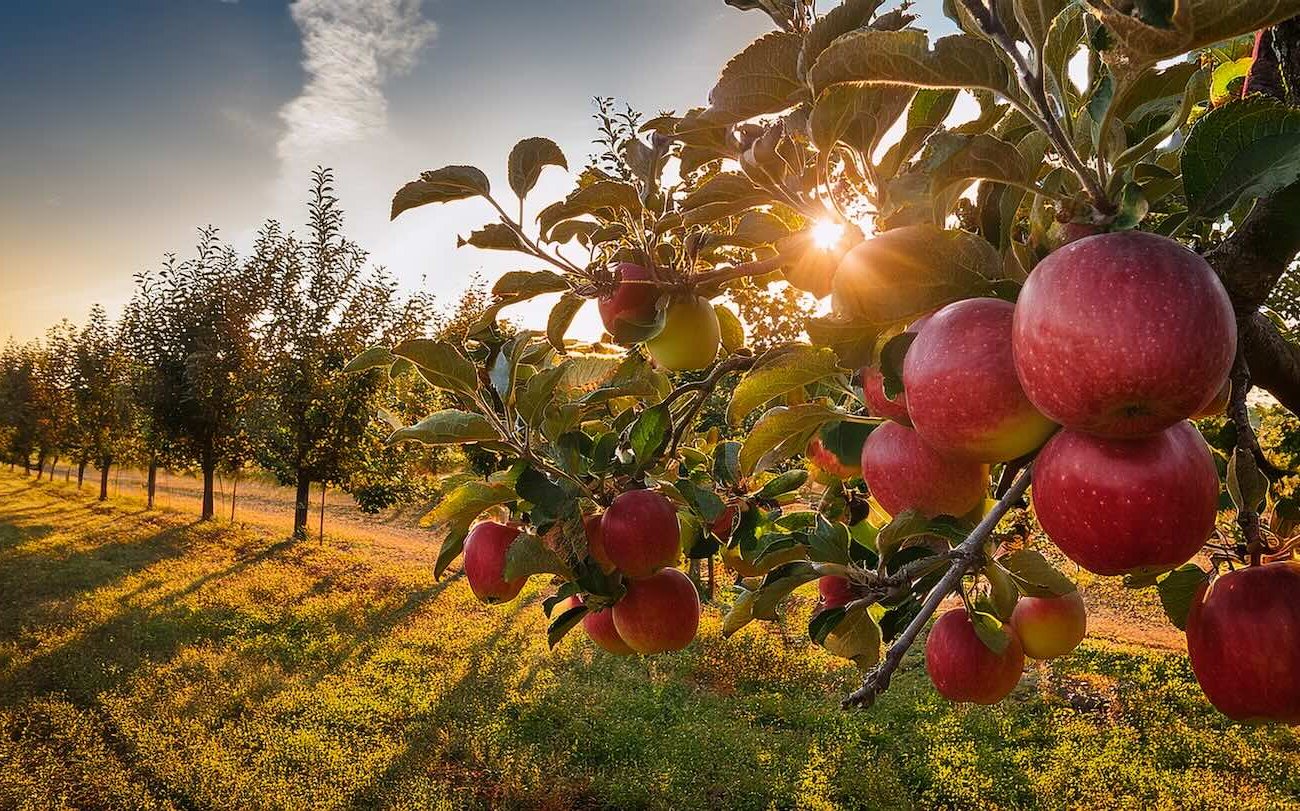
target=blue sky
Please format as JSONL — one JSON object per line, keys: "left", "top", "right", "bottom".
{"left": 0, "top": 0, "right": 950, "bottom": 341}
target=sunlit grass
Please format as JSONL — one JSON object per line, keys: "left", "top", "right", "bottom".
{"left": 1, "top": 471, "right": 1298, "bottom": 810}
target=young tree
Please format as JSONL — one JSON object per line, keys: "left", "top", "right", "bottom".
{"left": 32, "top": 320, "right": 79, "bottom": 480}
{"left": 69, "top": 306, "right": 136, "bottom": 501}
{"left": 254, "top": 169, "right": 436, "bottom": 537}
{"left": 0, "top": 341, "right": 39, "bottom": 474}
{"left": 355, "top": 0, "right": 1300, "bottom": 725}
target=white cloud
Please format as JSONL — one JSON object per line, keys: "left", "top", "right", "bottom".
{"left": 275, "top": 0, "right": 436, "bottom": 201}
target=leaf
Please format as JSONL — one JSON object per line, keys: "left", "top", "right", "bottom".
{"left": 392, "top": 339, "right": 479, "bottom": 394}
{"left": 343, "top": 345, "right": 396, "bottom": 374}
{"left": 821, "top": 602, "right": 883, "bottom": 668}
{"left": 831, "top": 225, "right": 1005, "bottom": 324}
{"left": 876, "top": 331, "right": 916, "bottom": 400}
{"left": 1013, "top": 0, "right": 1069, "bottom": 51}
{"left": 421, "top": 480, "right": 516, "bottom": 533}
{"left": 806, "top": 515, "right": 852, "bottom": 565}
{"left": 1113, "top": 66, "right": 1209, "bottom": 169}
{"left": 1182, "top": 96, "right": 1300, "bottom": 221}
{"left": 489, "top": 330, "right": 541, "bottom": 402}
{"left": 458, "top": 223, "right": 528, "bottom": 252}
{"left": 516, "top": 365, "right": 566, "bottom": 427}
{"left": 1043, "top": 4, "right": 1086, "bottom": 106}
{"left": 754, "top": 469, "right": 809, "bottom": 500}
{"left": 1157, "top": 564, "right": 1208, "bottom": 631}
{"left": 547, "top": 294, "right": 584, "bottom": 352}
{"left": 391, "top": 165, "right": 490, "bottom": 220}
{"left": 722, "top": 587, "right": 758, "bottom": 638}
{"left": 816, "top": 420, "right": 874, "bottom": 470}
{"left": 1085, "top": 0, "right": 1300, "bottom": 65}
{"left": 799, "top": 0, "right": 887, "bottom": 77}
{"left": 628, "top": 404, "right": 672, "bottom": 469}
{"left": 751, "top": 561, "right": 821, "bottom": 619}
{"left": 715, "top": 305, "right": 746, "bottom": 353}
{"left": 970, "top": 609, "right": 1012, "bottom": 654}
{"left": 508, "top": 137, "right": 568, "bottom": 199}
{"left": 809, "top": 85, "right": 915, "bottom": 165}
{"left": 740, "top": 403, "right": 846, "bottom": 476}
{"left": 435, "top": 526, "right": 469, "bottom": 581}
{"left": 728, "top": 346, "right": 842, "bottom": 424}
{"left": 504, "top": 531, "right": 574, "bottom": 581}
{"left": 808, "top": 606, "right": 849, "bottom": 645}
{"left": 714, "top": 441, "right": 743, "bottom": 487}
{"left": 708, "top": 30, "right": 805, "bottom": 121}
{"left": 926, "top": 133, "right": 1033, "bottom": 221}
{"left": 1211, "top": 57, "right": 1253, "bottom": 106}
{"left": 492, "top": 270, "right": 570, "bottom": 297}
{"left": 538, "top": 181, "right": 642, "bottom": 237}
{"left": 547, "top": 603, "right": 588, "bottom": 649}
{"left": 389, "top": 410, "right": 498, "bottom": 445}
{"left": 984, "top": 561, "right": 1019, "bottom": 620}
{"left": 1227, "top": 445, "right": 1270, "bottom": 513}
{"left": 810, "top": 30, "right": 1016, "bottom": 100}
{"left": 681, "top": 173, "right": 767, "bottom": 214}
{"left": 997, "top": 549, "right": 1077, "bottom": 598}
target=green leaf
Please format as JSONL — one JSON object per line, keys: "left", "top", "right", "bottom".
{"left": 392, "top": 339, "right": 479, "bottom": 394}
{"left": 810, "top": 30, "right": 1016, "bottom": 100}
{"left": 547, "top": 603, "right": 588, "bottom": 649}
{"left": 1012, "top": 0, "right": 1069, "bottom": 51}
{"left": 508, "top": 137, "right": 568, "bottom": 199}
{"left": 1211, "top": 57, "right": 1253, "bottom": 106}
{"left": 420, "top": 480, "right": 516, "bottom": 534}
{"left": 343, "top": 345, "right": 396, "bottom": 374}
{"left": 628, "top": 404, "right": 672, "bottom": 469}
{"left": 714, "top": 441, "right": 743, "bottom": 487}
{"left": 1113, "top": 67, "right": 1209, "bottom": 169}
{"left": 728, "top": 346, "right": 842, "bottom": 424}
{"left": 808, "top": 606, "right": 849, "bottom": 645}
{"left": 492, "top": 270, "right": 570, "bottom": 298}
{"left": 1183, "top": 96, "right": 1300, "bottom": 221}
{"left": 680, "top": 173, "right": 767, "bottom": 220}
{"left": 715, "top": 305, "right": 746, "bottom": 353}
{"left": 751, "top": 561, "right": 821, "bottom": 619}
{"left": 1227, "top": 445, "right": 1269, "bottom": 513}
{"left": 516, "top": 366, "right": 566, "bottom": 428}
{"left": 876, "top": 331, "right": 916, "bottom": 400}
{"left": 538, "top": 181, "right": 642, "bottom": 236}
{"left": 970, "top": 609, "right": 1012, "bottom": 654}
{"left": 1088, "top": 0, "right": 1300, "bottom": 64}
{"left": 753, "top": 469, "right": 809, "bottom": 500}
{"left": 391, "top": 165, "right": 490, "bottom": 220}
{"left": 799, "top": 0, "right": 887, "bottom": 77}
{"left": 821, "top": 602, "right": 883, "bottom": 668}
{"left": 925, "top": 133, "right": 1033, "bottom": 221}
{"left": 984, "top": 561, "right": 1019, "bottom": 621}
{"left": 722, "top": 587, "right": 758, "bottom": 638}
{"left": 831, "top": 225, "right": 1005, "bottom": 325}
{"left": 434, "top": 526, "right": 469, "bottom": 581}
{"left": 809, "top": 85, "right": 915, "bottom": 165}
{"left": 504, "top": 531, "right": 574, "bottom": 581}
{"left": 739, "top": 403, "right": 845, "bottom": 476}
{"left": 997, "top": 549, "right": 1077, "bottom": 598}
{"left": 458, "top": 223, "right": 528, "bottom": 252}
{"left": 389, "top": 410, "right": 498, "bottom": 445}
{"left": 1042, "top": 4, "right": 1085, "bottom": 107}
{"left": 708, "top": 30, "right": 805, "bottom": 121}
{"left": 1156, "top": 564, "right": 1208, "bottom": 631}
{"left": 816, "top": 420, "right": 874, "bottom": 471}
{"left": 546, "top": 294, "right": 584, "bottom": 352}
{"left": 806, "top": 515, "right": 852, "bottom": 565}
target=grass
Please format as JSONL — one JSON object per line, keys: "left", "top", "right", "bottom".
{"left": 1, "top": 471, "right": 1298, "bottom": 810}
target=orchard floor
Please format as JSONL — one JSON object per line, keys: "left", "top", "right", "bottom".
{"left": 0, "top": 472, "right": 1297, "bottom": 810}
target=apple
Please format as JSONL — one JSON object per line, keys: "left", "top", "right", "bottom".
{"left": 860, "top": 366, "right": 912, "bottom": 425}
{"left": 646, "top": 295, "right": 721, "bottom": 371}
{"left": 925, "top": 609, "right": 1025, "bottom": 704}
{"left": 1193, "top": 379, "right": 1231, "bottom": 419}
{"left": 904, "top": 298, "right": 1056, "bottom": 462}
{"left": 556, "top": 594, "right": 635, "bottom": 655}
{"left": 462, "top": 521, "right": 526, "bottom": 604}
{"left": 806, "top": 436, "right": 860, "bottom": 480}
{"left": 1012, "top": 231, "right": 1236, "bottom": 438}
{"left": 612, "top": 567, "right": 702, "bottom": 654}
{"left": 860, "top": 421, "right": 988, "bottom": 518}
{"left": 1187, "top": 561, "right": 1300, "bottom": 724}
{"left": 598, "top": 262, "right": 664, "bottom": 344}
{"left": 584, "top": 512, "right": 615, "bottom": 573}
{"left": 601, "top": 489, "right": 681, "bottom": 578}
{"left": 818, "top": 575, "right": 861, "bottom": 608}
{"left": 1009, "top": 591, "right": 1087, "bottom": 660}
{"left": 1031, "top": 421, "right": 1219, "bottom": 576}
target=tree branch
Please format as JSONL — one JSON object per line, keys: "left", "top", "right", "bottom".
{"left": 842, "top": 464, "right": 1034, "bottom": 709}
{"left": 1228, "top": 351, "right": 1267, "bottom": 566}
{"left": 1240, "top": 313, "right": 1300, "bottom": 415}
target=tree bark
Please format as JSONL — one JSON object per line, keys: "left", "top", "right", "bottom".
{"left": 63, "top": 461, "right": 70, "bottom": 482}
{"left": 293, "top": 473, "right": 311, "bottom": 539}
{"left": 50, "top": 456, "right": 59, "bottom": 482}
{"left": 146, "top": 460, "right": 158, "bottom": 510}
{"left": 201, "top": 462, "right": 216, "bottom": 521}
{"left": 319, "top": 482, "right": 327, "bottom": 543}
{"left": 230, "top": 473, "right": 238, "bottom": 522}
{"left": 35, "top": 452, "right": 46, "bottom": 481}
{"left": 98, "top": 460, "right": 111, "bottom": 501}
{"left": 77, "top": 460, "right": 86, "bottom": 488}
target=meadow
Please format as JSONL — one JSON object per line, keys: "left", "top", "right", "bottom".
{"left": 1, "top": 469, "right": 1298, "bottom": 810}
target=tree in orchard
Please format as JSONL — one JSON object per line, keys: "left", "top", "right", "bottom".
{"left": 0, "top": 341, "right": 40, "bottom": 474}
{"left": 350, "top": 0, "right": 1300, "bottom": 722}
{"left": 254, "top": 169, "right": 438, "bottom": 538}
{"left": 68, "top": 306, "right": 137, "bottom": 501}
{"left": 30, "top": 321, "right": 79, "bottom": 481}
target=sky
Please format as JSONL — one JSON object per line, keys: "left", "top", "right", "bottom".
{"left": 0, "top": 0, "right": 952, "bottom": 343}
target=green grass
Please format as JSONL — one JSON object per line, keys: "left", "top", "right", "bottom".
{"left": 1, "top": 472, "right": 1298, "bottom": 810}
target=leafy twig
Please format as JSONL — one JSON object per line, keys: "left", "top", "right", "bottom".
{"left": 841, "top": 464, "right": 1033, "bottom": 709}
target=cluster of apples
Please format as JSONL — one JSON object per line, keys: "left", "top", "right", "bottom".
{"left": 597, "top": 262, "right": 722, "bottom": 371}
{"left": 462, "top": 489, "right": 702, "bottom": 656}
{"left": 852, "top": 231, "right": 1250, "bottom": 708}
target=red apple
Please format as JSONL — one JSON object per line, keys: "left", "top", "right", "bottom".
{"left": 598, "top": 262, "right": 664, "bottom": 344}
{"left": 818, "top": 575, "right": 860, "bottom": 608}
{"left": 1193, "top": 379, "right": 1231, "bottom": 419}
{"left": 612, "top": 567, "right": 701, "bottom": 654}
{"left": 1012, "top": 231, "right": 1236, "bottom": 438}
{"left": 463, "top": 521, "right": 526, "bottom": 604}
{"left": 861, "top": 421, "right": 988, "bottom": 518}
{"left": 584, "top": 512, "right": 615, "bottom": 573}
{"left": 601, "top": 489, "right": 681, "bottom": 579}
{"left": 556, "top": 594, "right": 635, "bottom": 656}
{"left": 925, "top": 609, "right": 1025, "bottom": 704}
{"left": 710, "top": 503, "right": 738, "bottom": 539}
{"left": 1187, "top": 561, "right": 1300, "bottom": 724}
{"left": 904, "top": 298, "right": 1056, "bottom": 462}
{"left": 806, "top": 436, "right": 860, "bottom": 480}
{"left": 1009, "top": 591, "right": 1087, "bottom": 660}
{"left": 1032, "top": 421, "right": 1219, "bottom": 576}
{"left": 860, "top": 366, "right": 912, "bottom": 424}
{"left": 646, "top": 295, "right": 721, "bottom": 371}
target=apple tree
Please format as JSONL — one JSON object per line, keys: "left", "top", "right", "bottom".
{"left": 354, "top": 0, "right": 1300, "bottom": 722}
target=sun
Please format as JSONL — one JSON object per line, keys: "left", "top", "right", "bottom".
{"left": 811, "top": 219, "right": 844, "bottom": 250}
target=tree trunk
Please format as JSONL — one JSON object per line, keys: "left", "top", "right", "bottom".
{"left": 319, "top": 482, "right": 327, "bottom": 543}
{"left": 64, "top": 461, "right": 70, "bottom": 482}
{"left": 36, "top": 451, "right": 47, "bottom": 480}
{"left": 77, "top": 460, "right": 86, "bottom": 488}
{"left": 230, "top": 473, "right": 238, "bottom": 522}
{"left": 293, "top": 473, "right": 311, "bottom": 539}
{"left": 50, "top": 455, "right": 59, "bottom": 482}
{"left": 99, "top": 460, "right": 111, "bottom": 501}
{"left": 22, "top": 456, "right": 30, "bottom": 477}
{"left": 146, "top": 460, "right": 158, "bottom": 510}
{"left": 201, "top": 462, "right": 216, "bottom": 521}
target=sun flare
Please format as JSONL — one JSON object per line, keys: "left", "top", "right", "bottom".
{"left": 811, "top": 219, "right": 845, "bottom": 250}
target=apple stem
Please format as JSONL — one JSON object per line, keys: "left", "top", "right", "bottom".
{"left": 841, "top": 464, "right": 1034, "bottom": 710}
